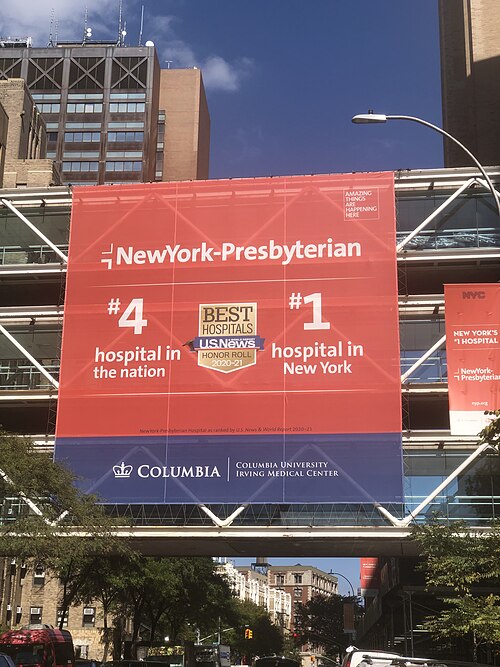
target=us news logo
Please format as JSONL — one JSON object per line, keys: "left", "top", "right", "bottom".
{"left": 113, "top": 462, "right": 133, "bottom": 478}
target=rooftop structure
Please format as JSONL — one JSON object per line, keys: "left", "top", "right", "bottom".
{"left": 0, "top": 41, "right": 209, "bottom": 184}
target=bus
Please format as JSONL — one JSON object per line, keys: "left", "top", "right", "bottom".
{"left": 0, "top": 628, "right": 75, "bottom": 667}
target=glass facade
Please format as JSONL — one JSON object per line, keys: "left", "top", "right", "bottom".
{"left": 0, "top": 172, "right": 499, "bottom": 531}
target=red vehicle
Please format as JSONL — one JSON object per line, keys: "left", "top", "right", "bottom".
{"left": 0, "top": 629, "right": 75, "bottom": 667}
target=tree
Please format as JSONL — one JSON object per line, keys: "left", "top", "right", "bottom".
{"left": 225, "top": 600, "right": 284, "bottom": 662}
{"left": 0, "top": 431, "right": 115, "bottom": 560}
{"left": 293, "top": 594, "right": 354, "bottom": 657}
{"left": 412, "top": 409, "right": 500, "bottom": 662}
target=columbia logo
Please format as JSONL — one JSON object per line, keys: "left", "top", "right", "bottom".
{"left": 113, "top": 462, "right": 133, "bottom": 478}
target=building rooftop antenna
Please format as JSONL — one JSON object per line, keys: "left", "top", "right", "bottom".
{"left": 117, "top": 0, "right": 123, "bottom": 46}
{"left": 82, "top": 6, "right": 93, "bottom": 44}
{"left": 48, "top": 8, "right": 55, "bottom": 47}
{"left": 138, "top": 5, "right": 144, "bottom": 46}
{"left": 121, "top": 20, "right": 127, "bottom": 46}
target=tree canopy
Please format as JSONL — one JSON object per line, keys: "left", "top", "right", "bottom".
{"left": 0, "top": 431, "right": 118, "bottom": 560}
{"left": 293, "top": 594, "right": 355, "bottom": 656}
{"left": 411, "top": 411, "right": 500, "bottom": 661}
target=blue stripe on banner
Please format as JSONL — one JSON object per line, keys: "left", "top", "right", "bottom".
{"left": 54, "top": 433, "right": 403, "bottom": 504}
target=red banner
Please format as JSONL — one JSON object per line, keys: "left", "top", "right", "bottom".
{"left": 445, "top": 284, "right": 500, "bottom": 435}
{"left": 360, "top": 558, "right": 380, "bottom": 597}
{"left": 54, "top": 173, "right": 402, "bottom": 503}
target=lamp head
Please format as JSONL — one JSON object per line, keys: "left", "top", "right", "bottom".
{"left": 352, "top": 113, "right": 388, "bottom": 124}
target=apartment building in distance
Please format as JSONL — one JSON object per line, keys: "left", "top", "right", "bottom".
{"left": 0, "top": 38, "right": 209, "bottom": 184}
{"left": 217, "top": 561, "right": 292, "bottom": 631}
{"left": 267, "top": 565, "right": 338, "bottom": 635}
{"left": 439, "top": 0, "right": 500, "bottom": 166}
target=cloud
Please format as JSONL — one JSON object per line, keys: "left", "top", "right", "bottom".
{"left": 160, "top": 43, "right": 254, "bottom": 93}
{"left": 150, "top": 15, "right": 254, "bottom": 93}
{"left": 0, "top": 0, "right": 255, "bottom": 93}
{"left": 202, "top": 56, "right": 254, "bottom": 92}
{"left": 0, "top": 0, "right": 125, "bottom": 46}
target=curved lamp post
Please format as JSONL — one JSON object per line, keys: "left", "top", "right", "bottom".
{"left": 351, "top": 113, "right": 500, "bottom": 218}
{"left": 330, "top": 571, "right": 355, "bottom": 597}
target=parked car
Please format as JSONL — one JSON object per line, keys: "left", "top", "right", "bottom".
{"left": 0, "top": 653, "right": 16, "bottom": 667}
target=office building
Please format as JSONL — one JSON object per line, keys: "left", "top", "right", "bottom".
{"left": 439, "top": 0, "right": 500, "bottom": 166}
{"left": 0, "top": 39, "right": 209, "bottom": 184}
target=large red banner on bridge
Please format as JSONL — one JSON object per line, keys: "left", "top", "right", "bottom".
{"left": 445, "top": 283, "right": 500, "bottom": 435}
{"left": 55, "top": 173, "right": 402, "bottom": 504}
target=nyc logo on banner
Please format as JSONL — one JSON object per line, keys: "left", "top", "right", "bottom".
{"left": 445, "top": 283, "right": 500, "bottom": 435}
{"left": 55, "top": 173, "right": 402, "bottom": 504}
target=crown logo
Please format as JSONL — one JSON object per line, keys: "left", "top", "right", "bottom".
{"left": 113, "top": 462, "right": 133, "bottom": 478}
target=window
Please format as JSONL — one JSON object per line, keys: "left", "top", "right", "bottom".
{"left": 82, "top": 607, "right": 95, "bottom": 627}
{"left": 68, "top": 93, "right": 103, "bottom": 100}
{"left": 62, "top": 161, "right": 99, "bottom": 173}
{"left": 108, "top": 121, "right": 144, "bottom": 129}
{"left": 106, "top": 151, "right": 142, "bottom": 159}
{"left": 63, "top": 151, "right": 100, "bottom": 159}
{"left": 66, "top": 122, "right": 101, "bottom": 129}
{"left": 293, "top": 573, "right": 303, "bottom": 584}
{"left": 57, "top": 608, "right": 69, "bottom": 628}
{"left": 67, "top": 102, "right": 103, "bottom": 113}
{"left": 109, "top": 102, "right": 145, "bottom": 113}
{"left": 46, "top": 151, "right": 56, "bottom": 159}
{"left": 276, "top": 574, "right": 285, "bottom": 585}
{"left": 47, "top": 132, "right": 58, "bottom": 142}
{"left": 64, "top": 132, "right": 100, "bottom": 143}
{"left": 294, "top": 587, "right": 302, "bottom": 598}
{"left": 110, "top": 92, "right": 145, "bottom": 100}
{"left": 108, "top": 131, "right": 144, "bottom": 143}
{"left": 30, "top": 607, "right": 42, "bottom": 624}
{"left": 33, "top": 564, "right": 45, "bottom": 585}
{"left": 105, "top": 161, "right": 142, "bottom": 172}
{"left": 31, "top": 93, "right": 61, "bottom": 101}
{"left": 45, "top": 123, "right": 59, "bottom": 130}
{"left": 37, "top": 103, "right": 60, "bottom": 113}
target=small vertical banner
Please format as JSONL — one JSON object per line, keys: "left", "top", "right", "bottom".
{"left": 343, "top": 601, "right": 355, "bottom": 634}
{"left": 444, "top": 283, "right": 500, "bottom": 435}
{"left": 360, "top": 557, "right": 379, "bottom": 597}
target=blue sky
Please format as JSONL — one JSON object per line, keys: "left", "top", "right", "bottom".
{"left": 0, "top": 0, "right": 443, "bottom": 180}
{"left": 0, "top": 0, "right": 443, "bottom": 588}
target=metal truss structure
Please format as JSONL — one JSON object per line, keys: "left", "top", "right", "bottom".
{"left": 0, "top": 167, "right": 499, "bottom": 554}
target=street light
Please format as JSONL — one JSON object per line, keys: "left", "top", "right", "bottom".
{"left": 330, "top": 571, "right": 355, "bottom": 597}
{"left": 351, "top": 112, "right": 500, "bottom": 218}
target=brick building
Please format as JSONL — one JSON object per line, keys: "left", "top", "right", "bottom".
{"left": 267, "top": 565, "right": 338, "bottom": 635}
{"left": 0, "top": 79, "right": 59, "bottom": 188}
{"left": 439, "top": 0, "right": 500, "bottom": 166}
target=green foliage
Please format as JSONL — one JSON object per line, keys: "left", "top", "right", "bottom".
{"left": 293, "top": 594, "right": 354, "bottom": 655}
{"left": 412, "top": 433, "right": 500, "bottom": 663}
{"left": 50, "top": 553, "right": 236, "bottom": 657}
{"left": 480, "top": 409, "right": 500, "bottom": 448}
{"left": 0, "top": 431, "right": 117, "bottom": 561}
{"left": 225, "top": 599, "right": 284, "bottom": 662}
{"left": 424, "top": 594, "right": 500, "bottom": 646}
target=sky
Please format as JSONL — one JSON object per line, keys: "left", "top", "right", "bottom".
{"left": 0, "top": 0, "right": 443, "bottom": 181}
{"left": 0, "top": 0, "right": 443, "bottom": 591}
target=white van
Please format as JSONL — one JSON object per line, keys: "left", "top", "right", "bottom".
{"left": 341, "top": 647, "right": 446, "bottom": 667}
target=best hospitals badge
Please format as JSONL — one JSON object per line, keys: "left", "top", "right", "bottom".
{"left": 192, "top": 302, "right": 264, "bottom": 373}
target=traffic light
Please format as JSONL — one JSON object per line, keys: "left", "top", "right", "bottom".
{"left": 244, "top": 628, "right": 253, "bottom": 639}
